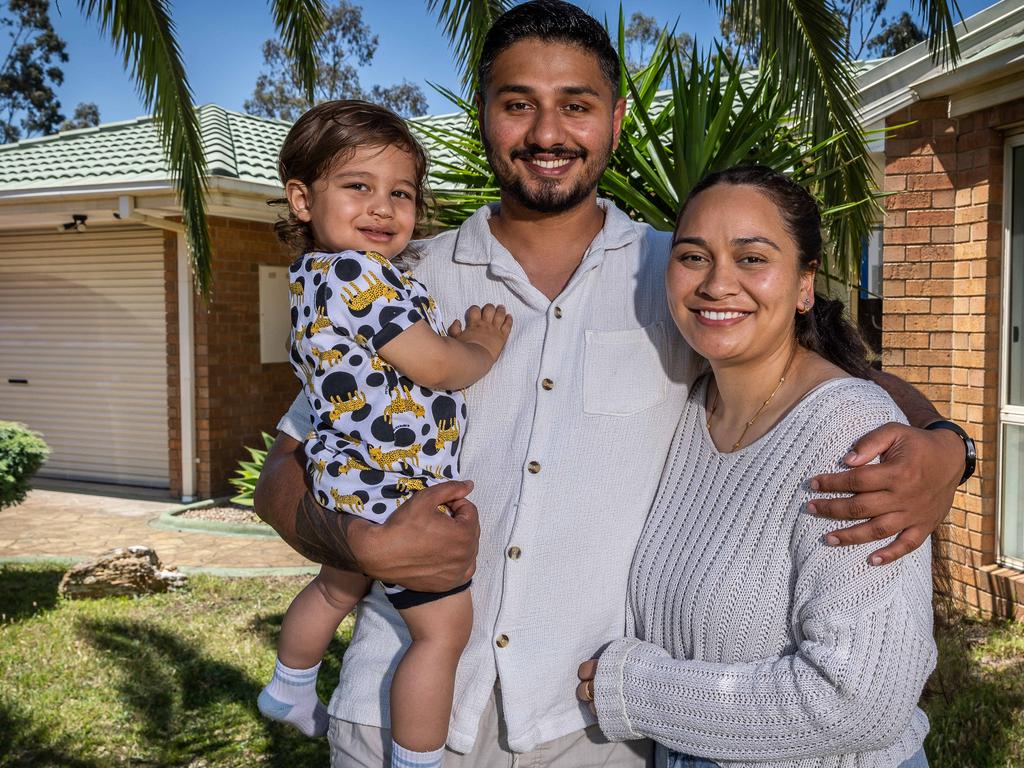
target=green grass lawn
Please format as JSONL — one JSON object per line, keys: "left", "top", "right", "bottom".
{"left": 1, "top": 562, "right": 1023, "bottom": 767}
{"left": 0, "top": 563, "right": 342, "bottom": 767}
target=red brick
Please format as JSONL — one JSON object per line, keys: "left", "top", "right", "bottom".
{"left": 885, "top": 191, "right": 932, "bottom": 210}
{"left": 906, "top": 209, "right": 953, "bottom": 226}
{"left": 907, "top": 173, "right": 953, "bottom": 190}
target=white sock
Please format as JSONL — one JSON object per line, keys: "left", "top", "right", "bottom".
{"left": 257, "top": 659, "right": 329, "bottom": 737}
{"left": 391, "top": 741, "right": 445, "bottom": 768}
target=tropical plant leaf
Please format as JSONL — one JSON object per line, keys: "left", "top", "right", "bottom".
{"left": 77, "top": 0, "right": 212, "bottom": 294}
{"left": 711, "top": 0, "right": 889, "bottom": 283}
{"left": 419, "top": 8, "right": 920, "bottom": 285}
{"left": 229, "top": 432, "right": 277, "bottom": 506}
{"left": 268, "top": 0, "right": 329, "bottom": 101}
{"left": 910, "top": 0, "right": 963, "bottom": 64}
{"left": 426, "top": 0, "right": 514, "bottom": 91}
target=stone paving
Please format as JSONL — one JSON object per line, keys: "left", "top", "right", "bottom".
{"left": 0, "top": 483, "right": 315, "bottom": 574}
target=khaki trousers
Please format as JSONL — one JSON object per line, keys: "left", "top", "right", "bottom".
{"left": 328, "top": 687, "right": 652, "bottom": 768}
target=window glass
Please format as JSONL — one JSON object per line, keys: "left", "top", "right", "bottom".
{"left": 1001, "top": 424, "right": 1024, "bottom": 564}
{"left": 1008, "top": 146, "right": 1024, "bottom": 406}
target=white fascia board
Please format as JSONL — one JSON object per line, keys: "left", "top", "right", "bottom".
{"left": 858, "top": 88, "right": 921, "bottom": 126}
{"left": 0, "top": 175, "right": 280, "bottom": 203}
{"left": 205, "top": 175, "right": 283, "bottom": 198}
{"left": 913, "top": 39, "right": 1024, "bottom": 99}
{"left": 0, "top": 179, "right": 174, "bottom": 202}
{"left": 949, "top": 73, "right": 1024, "bottom": 118}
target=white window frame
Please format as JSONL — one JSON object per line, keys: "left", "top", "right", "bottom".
{"left": 997, "top": 133, "right": 1024, "bottom": 571}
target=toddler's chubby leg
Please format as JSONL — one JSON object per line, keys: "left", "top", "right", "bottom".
{"left": 390, "top": 589, "right": 473, "bottom": 767}
{"left": 259, "top": 566, "right": 371, "bottom": 737}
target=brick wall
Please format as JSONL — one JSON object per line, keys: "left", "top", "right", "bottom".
{"left": 165, "top": 217, "right": 298, "bottom": 498}
{"left": 882, "top": 96, "right": 1024, "bottom": 619}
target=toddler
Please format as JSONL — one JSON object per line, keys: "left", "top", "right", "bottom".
{"left": 258, "top": 100, "right": 511, "bottom": 768}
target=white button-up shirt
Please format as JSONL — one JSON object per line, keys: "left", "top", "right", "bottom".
{"left": 278, "top": 200, "right": 696, "bottom": 753}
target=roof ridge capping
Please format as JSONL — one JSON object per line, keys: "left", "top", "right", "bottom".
{"left": 0, "top": 112, "right": 161, "bottom": 152}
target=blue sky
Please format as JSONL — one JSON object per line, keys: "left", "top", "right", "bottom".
{"left": 48, "top": 0, "right": 995, "bottom": 124}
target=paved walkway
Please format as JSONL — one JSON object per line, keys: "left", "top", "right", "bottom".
{"left": 0, "top": 481, "right": 315, "bottom": 575}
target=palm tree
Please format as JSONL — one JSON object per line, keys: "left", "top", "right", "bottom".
{"left": 76, "top": 0, "right": 328, "bottom": 296}
{"left": 425, "top": 0, "right": 964, "bottom": 283}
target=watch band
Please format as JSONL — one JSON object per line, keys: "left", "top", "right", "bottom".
{"left": 924, "top": 420, "right": 976, "bottom": 486}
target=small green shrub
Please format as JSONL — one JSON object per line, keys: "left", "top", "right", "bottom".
{"left": 0, "top": 421, "right": 50, "bottom": 510}
{"left": 229, "top": 431, "right": 275, "bottom": 507}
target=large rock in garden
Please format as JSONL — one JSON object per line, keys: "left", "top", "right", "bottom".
{"left": 59, "top": 546, "right": 188, "bottom": 599}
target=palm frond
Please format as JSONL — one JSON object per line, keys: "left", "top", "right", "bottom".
{"left": 411, "top": 84, "right": 499, "bottom": 228}
{"left": 713, "top": 0, "right": 890, "bottom": 283}
{"left": 78, "top": 0, "right": 212, "bottom": 295}
{"left": 426, "top": 0, "right": 514, "bottom": 91}
{"left": 268, "top": 0, "right": 329, "bottom": 101}
{"left": 911, "top": 0, "right": 963, "bottom": 64}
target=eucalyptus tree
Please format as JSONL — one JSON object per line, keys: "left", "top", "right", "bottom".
{"left": 424, "top": 0, "right": 963, "bottom": 284}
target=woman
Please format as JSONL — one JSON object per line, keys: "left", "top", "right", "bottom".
{"left": 577, "top": 166, "right": 935, "bottom": 768}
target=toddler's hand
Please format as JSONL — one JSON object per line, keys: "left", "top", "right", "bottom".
{"left": 448, "top": 304, "right": 512, "bottom": 363}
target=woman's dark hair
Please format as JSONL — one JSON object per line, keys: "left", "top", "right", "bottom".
{"left": 678, "top": 165, "right": 871, "bottom": 378}
{"left": 273, "top": 99, "right": 430, "bottom": 254}
{"left": 476, "top": 0, "right": 621, "bottom": 97}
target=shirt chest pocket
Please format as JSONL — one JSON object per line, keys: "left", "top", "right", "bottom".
{"left": 583, "top": 323, "right": 668, "bottom": 417}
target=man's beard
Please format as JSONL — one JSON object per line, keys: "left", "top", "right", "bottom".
{"left": 481, "top": 133, "right": 612, "bottom": 214}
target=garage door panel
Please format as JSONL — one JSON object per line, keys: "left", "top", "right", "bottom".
{"left": 0, "top": 227, "right": 170, "bottom": 488}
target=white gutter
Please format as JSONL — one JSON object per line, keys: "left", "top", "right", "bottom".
{"left": 0, "top": 175, "right": 282, "bottom": 203}
{"left": 117, "top": 195, "right": 197, "bottom": 501}
{"left": 0, "top": 180, "right": 175, "bottom": 201}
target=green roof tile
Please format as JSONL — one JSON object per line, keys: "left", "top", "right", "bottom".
{"left": 0, "top": 104, "right": 292, "bottom": 192}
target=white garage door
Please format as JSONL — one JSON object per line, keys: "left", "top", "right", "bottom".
{"left": 0, "top": 226, "right": 170, "bottom": 488}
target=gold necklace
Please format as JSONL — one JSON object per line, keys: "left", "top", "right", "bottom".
{"left": 706, "top": 345, "right": 799, "bottom": 451}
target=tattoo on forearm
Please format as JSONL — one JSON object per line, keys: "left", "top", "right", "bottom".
{"left": 294, "top": 492, "right": 362, "bottom": 571}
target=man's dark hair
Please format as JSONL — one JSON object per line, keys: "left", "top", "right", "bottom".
{"left": 476, "top": 0, "right": 621, "bottom": 97}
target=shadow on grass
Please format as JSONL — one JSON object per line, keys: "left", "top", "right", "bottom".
{"left": 0, "top": 565, "right": 64, "bottom": 623}
{"left": 80, "top": 617, "right": 342, "bottom": 767}
{"left": 0, "top": 697, "right": 104, "bottom": 768}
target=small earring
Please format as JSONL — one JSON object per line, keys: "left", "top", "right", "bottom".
{"left": 797, "top": 298, "right": 812, "bottom": 315}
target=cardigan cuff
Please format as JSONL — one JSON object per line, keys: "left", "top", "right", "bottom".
{"left": 593, "top": 637, "right": 646, "bottom": 742}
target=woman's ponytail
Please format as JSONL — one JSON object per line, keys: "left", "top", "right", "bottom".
{"left": 797, "top": 294, "right": 871, "bottom": 378}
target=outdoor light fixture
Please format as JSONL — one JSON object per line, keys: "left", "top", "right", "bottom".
{"left": 59, "top": 214, "right": 88, "bottom": 232}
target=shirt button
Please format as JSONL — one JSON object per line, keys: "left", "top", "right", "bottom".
{"left": 507, "top": 546, "right": 522, "bottom": 560}
{"left": 541, "top": 378, "right": 554, "bottom": 390}
{"left": 554, "top": 306, "right": 563, "bottom": 318}
{"left": 527, "top": 461, "right": 541, "bottom": 474}
{"left": 496, "top": 634, "right": 510, "bottom": 648}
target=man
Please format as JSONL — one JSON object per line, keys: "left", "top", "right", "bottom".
{"left": 256, "top": 2, "right": 968, "bottom": 766}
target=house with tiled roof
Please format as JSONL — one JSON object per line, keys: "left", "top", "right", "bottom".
{"left": 0, "top": 105, "right": 297, "bottom": 500}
